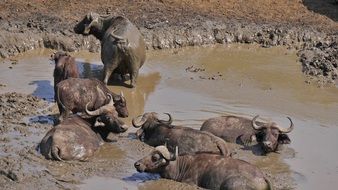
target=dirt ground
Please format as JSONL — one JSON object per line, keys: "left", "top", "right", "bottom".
{"left": 0, "top": 0, "right": 337, "bottom": 31}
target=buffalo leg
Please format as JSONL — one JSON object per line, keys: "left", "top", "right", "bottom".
{"left": 103, "top": 64, "right": 118, "bottom": 85}
{"left": 129, "top": 56, "right": 139, "bottom": 88}
{"left": 130, "top": 70, "right": 139, "bottom": 88}
{"left": 102, "top": 44, "right": 120, "bottom": 85}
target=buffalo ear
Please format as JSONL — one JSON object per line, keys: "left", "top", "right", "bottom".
{"left": 86, "top": 12, "right": 93, "bottom": 20}
{"left": 94, "top": 117, "right": 105, "bottom": 127}
{"left": 278, "top": 134, "right": 291, "bottom": 144}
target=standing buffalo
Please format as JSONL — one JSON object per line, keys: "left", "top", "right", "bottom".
{"left": 50, "top": 51, "right": 79, "bottom": 96}
{"left": 200, "top": 115, "right": 294, "bottom": 153}
{"left": 39, "top": 114, "right": 129, "bottom": 161}
{"left": 134, "top": 145, "right": 272, "bottom": 190}
{"left": 55, "top": 78, "right": 128, "bottom": 120}
{"left": 132, "top": 112, "right": 231, "bottom": 156}
{"left": 74, "top": 12, "right": 146, "bottom": 87}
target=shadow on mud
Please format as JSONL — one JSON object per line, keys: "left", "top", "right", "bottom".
{"left": 123, "top": 173, "right": 160, "bottom": 182}
{"left": 29, "top": 80, "right": 54, "bottom": 102}
{"left": 77, "top": 61, "right": 103, "bottom": 79}
{"left": 240, "top": 144, "right": 267, "bottom": 156}
{"left": 28, "top": 114, "right": 57, "bottom": 125}
{"left": 303, "top": 0, "right": 338, "bottom": 23}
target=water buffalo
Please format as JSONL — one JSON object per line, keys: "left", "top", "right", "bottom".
{"left": 132, "top": 112, "right": 231, "bottom": 156}
{"left": 39, "top": 114, "right": 129, "bottom": 161}
{"left": 134, "top": 145, "right": 272, "bottom": 190}
{"left": 200, "top": 115, "right": 294, "bottom": 153}
{"left": 55, "top": 78, "right": 128, "bottom": 120}
{"left": 50, "top": 51, "right": 79, "bottom": 97}
{"left": 74, "top": 12, "right": 146, "bottom": 87}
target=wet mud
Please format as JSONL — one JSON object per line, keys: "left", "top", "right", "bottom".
{"left": 1, "top": 45, "right": 338, "bottom": 189}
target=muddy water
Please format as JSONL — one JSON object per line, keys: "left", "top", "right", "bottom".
{"left": 0, "top": 44, "right": 338, "bottom": 189}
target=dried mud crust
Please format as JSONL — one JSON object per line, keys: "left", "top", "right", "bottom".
{"left": 0, "top": 0, "right": 337, "bottom": 85}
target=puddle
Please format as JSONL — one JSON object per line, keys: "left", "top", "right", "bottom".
{"left": 94, "top": 143, "right": 125, "bottom": 161}
{"left": 1, "top": 44, "right": 338, "bottom": 189}
{"left": 78, "top": 176, "right": 138, "bottom": 190}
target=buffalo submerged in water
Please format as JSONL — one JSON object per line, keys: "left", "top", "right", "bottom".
{"left": 132, "top": 112, "right": 232, "bottom": 156}
{"left": 134, "top": 145, "right": 272, "bottom": 190}
{"left": 39, "top": 106, "right": 129, "bottom": 161}
{"left": 200, "top": 115, "right": 294, "bottom": 153}
{"left": 55, "top": 78, "right": 128, "bottom": 120}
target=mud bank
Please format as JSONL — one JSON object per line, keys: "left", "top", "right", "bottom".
{"left": 1, "top": 20, "right": 337, "bottom": 85}
{"left": 0, "top": 0, "right": 337, "bottom": 85}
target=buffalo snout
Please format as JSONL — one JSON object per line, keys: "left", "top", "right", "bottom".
{"left": 134, "top": 161, "right": 145, "bottom": 172}
{"left": 262, "top": 141, "right": 274, "bottom": 152}
{"left": 116, "top": 107, "right": 128, "bottom": 118}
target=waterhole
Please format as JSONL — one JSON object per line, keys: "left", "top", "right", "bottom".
{"left": 0, "top": 44, "right": 337, "bottom": 189}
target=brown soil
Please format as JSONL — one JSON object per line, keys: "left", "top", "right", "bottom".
{"left": 1, "top": 0, "right": 337, "bottom": 31}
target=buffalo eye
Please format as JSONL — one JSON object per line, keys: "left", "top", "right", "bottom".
{"left": 271, "top": 130, "right": 279, "bottom": 138}
{"left": 152, "top": 153, "right": 161, "bottom": 162}
{"left": 102, "top": 115, "right": 110, "bottom": 122}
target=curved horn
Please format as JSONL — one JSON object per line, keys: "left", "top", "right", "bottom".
{"left": 277, "top": 117, "right": 294, "bottom": 133}
{"left": 155, "top": 145, "right": 171, "bottom": 160}
{"left": 107, "top": 93, "right": 113, "bottom": 100}
{"left": 96, "top": 86, "right": 106, "bottom": 98}
{"left": 111, "top": 33, "right": 125, "bottom": 40}
{"left": 252, "top": 115, "right": 264, "bottom": 130}
{"left": 85, "top": 102, "right": 104, "bottom": 116}
{"left": 120, "top": 91, "right": 126, "bottom": 103}
{"left": 132, "top": 114, "right": 146, "bottom": 128}
{"left": 159, "top": 113, "right": 172, "bottom": 125}
{"left": 107, "top": 94, "right": 115, "bottom": 105}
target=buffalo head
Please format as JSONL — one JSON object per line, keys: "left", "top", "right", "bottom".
{"left": 132, "top": 112, "right": 173, "bottom": 139}
{"left": 134, "top": 145, "right": 177, "bottom": 173}
{"left": 50, "top": 51, "right": 69, "bottom": 63}
{"left": 85, "top": 96, "right": 129, "bottom": 133}
{"left": 112, "top": 91, "right": 128, "bottom": 118}
{"left": 74, "top": 12, "right": 101, "bottom": 36}
{"left": 251, "top": 115, "right": 294, "bottom": 153}
{"left": 74, "top": 12, "right": 125, "bottom": 41}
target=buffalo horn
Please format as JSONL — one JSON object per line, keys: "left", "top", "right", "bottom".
{"left": 85, "top": 102, "right": 102, "bottom": 116}
{"left": 107, "top": 94, "right": 115, "bottom": 105}
{"left": 120, "top": 91, "right": 126, "bottom": 103}
{"left": 155, "top": 145, "right": 171, "bottom": 160}
{"left": 85, "top": 101, "right": 112, "bottom": 116}
{"left": 132, "top": 114, "right": 146, "bottom": 128}
{"left": 277, "top": 117, "right": 294, "bottom": 133}
{"left": 96, "top": 86, "right": 106, "bottom": 98}
{"left": 111, "top": 32, "right": 125, "bottom": 41}
{"left": 159, "top": 113, "right": 173, "bottom": 125}
{"left": 252, "top": 115, "right": 264, "bottom": 130}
